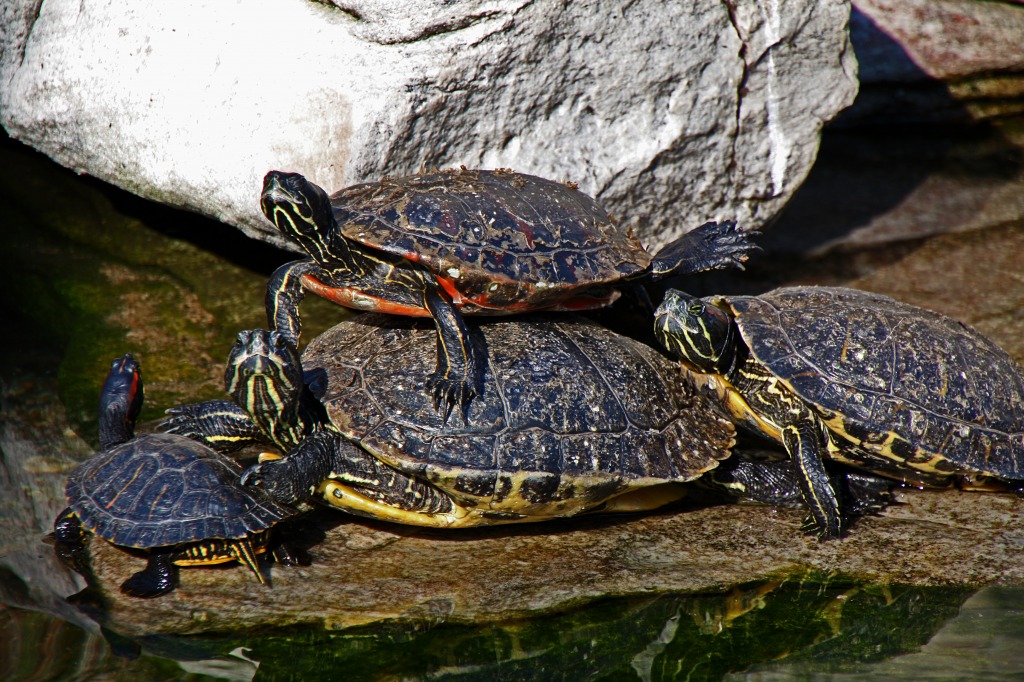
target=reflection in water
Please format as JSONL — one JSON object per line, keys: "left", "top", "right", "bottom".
{"left": 153, "top": 580, "right": 973, "bottom": 679}
{"left": 0, "top": 579, "right": 982, "bottom": 681}
{"left": 729, "top": 587, "right": 1024, "bottom": 680}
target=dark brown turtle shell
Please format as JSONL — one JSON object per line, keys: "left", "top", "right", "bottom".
{"left": 730, "top": 286, "right": 1024, "bottom": 480}
{"left": 329, "top": 168, "right": 650, "bottom": 310}
{"left": 300, "top": 314, "right": 736, "bottom": 516}
{"left": 65, "top": 433, "right": 292, "bottom": 549}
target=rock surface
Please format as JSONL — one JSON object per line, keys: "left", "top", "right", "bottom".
{"left": 755, "top": 1, "right": 1024, "bottom": 254}
{"left": 850, "top": 0, "right": 1024, "bottom": 123}
{"left": 0, "top": 0, "right": 856, "bottom": 249}
{"left": 762, "top": 123, "right": 1024, "bottom": 255}
{"left": 84, "top": 485, "right": 1024, "bottom": 636}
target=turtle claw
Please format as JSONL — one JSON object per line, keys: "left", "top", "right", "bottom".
{"left": 159, "top": 400, "right": 260, "bottom": 453}
{"left": 241, "top": 458, "right": 312, "bottom": 507}
{"left": 800, "top": 514, "right": 841, "bottom": 541}
{"left": 650, "top": 221, "right": 762, "bottom": 278}
{"left": 241, "top": 461, "right": 291, "bottom": 504}
{"left": 426, "top": 374, "right": 474, "bottom": 423}
{"left": 699, "top": 221, "right": 762, "bottom": 271}
{"left": 269, "top": 540, "right": 312, "bottom": 567}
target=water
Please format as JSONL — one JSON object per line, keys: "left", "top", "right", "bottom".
{"left": 3, "top": 581, "right": 1009, "bottom": 680}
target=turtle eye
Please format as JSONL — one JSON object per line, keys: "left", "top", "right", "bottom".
{"left": 687, "top": 302, "right": 705, "bottom": 316}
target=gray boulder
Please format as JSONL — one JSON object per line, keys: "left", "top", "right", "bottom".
{"left": 1, "top": 0, "right": 857, "bottom": 249}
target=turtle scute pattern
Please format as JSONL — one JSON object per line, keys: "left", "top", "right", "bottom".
{"left": 735, "top": 287, "right": 1024, "bottom": 478}
{"left": 301, "top": 314, "right": 735, "bottom": 507}
{"left": 66, "top": 432, "right": 289, "bottom": 549}
{"left": 330, "top": 169, "right": 650, "bottom": 288}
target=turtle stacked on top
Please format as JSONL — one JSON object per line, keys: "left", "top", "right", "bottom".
{"left": 258, "top": 167, "right": 758, "bottom": 416}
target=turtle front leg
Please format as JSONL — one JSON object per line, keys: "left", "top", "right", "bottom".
{"left": 422, "top": 285, "right": 478, "bottom": 420}
{"left": 266, "top": 259, "right": 321, "bottom": 347}
{"left": 241, "top": 430, "right": 346, "bottom": 505}
{"left": 120, "top": 552, "right": 178, "bottom": 598}
{"left": 160, "top": 400, "right": 264, "bottom": 453}
{"left": 781, "top": 422, "right": 843, "bottom": 540}
{"left": 241, "top": 430, "right": 454, "bottom": 515}
{"left": 649, "top": 221, "right": 761, "bottom": 279}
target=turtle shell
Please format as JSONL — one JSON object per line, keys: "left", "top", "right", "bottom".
{"left": 300, "top": 314, "right": 735, "bottom": 517}
{"left": 728, "top": 286, "right": 1024, "bottom": 480}
{"left": 329, "top": 168, "right": 651, "bottom": 309}
{"left": 66, "top": 433, "right": 292, "bottom": 549}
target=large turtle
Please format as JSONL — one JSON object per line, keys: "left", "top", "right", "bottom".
{"left": 654, "top": 285, "right": 1024, "bottom": 539}
{"left": 260, "top": 167, "right": 757, "bottom": 415}
{"left": 164, "top": 315, "right": 737, "bottom": 526}
{"left": 54, "top": 354, "right": 301, "bottom": 598}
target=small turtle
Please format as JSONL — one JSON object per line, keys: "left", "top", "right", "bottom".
{"left": 654, "top": 285, "right": 1024, "bottom": 539}
{"left": 54, "top": 354, "right": 300, "bottom": 598}
{"left": 260, "top": 168, "right": 757, "bottom": 415}
{"left": 164, "top": 315, "right": 737, "bottom": 526}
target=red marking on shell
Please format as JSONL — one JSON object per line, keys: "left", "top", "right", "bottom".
{"left": 546, "top": 291, "right": 622, "bottom": 311}
{"left": 516, "top": 218, "right": 536, "bottom": 249}
{"left": 439, "top": 210, "right": 459, "bottom": 236}
{"left": 435, "top": 276, "right": 536, "bottom": 313}
{"left": 435, "top": 276, "right": 466, "bottom": 306}
{"left": 300, "top": 274, "right": 431, "bottom": 317}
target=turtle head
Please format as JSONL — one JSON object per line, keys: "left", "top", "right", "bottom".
{"left": 654, "top": 289, "right": 738, "bottom": 375}
{"left": 225, "top": 329, "right": 307, "bottom": 450}
{"left": 98, "top": 354, "right": 144, "bottom": 450}
{"left": 261, "top": 171, "right": 336, "bottom": 256}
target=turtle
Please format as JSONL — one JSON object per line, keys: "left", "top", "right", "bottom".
{"left": 163, "top": 315, "right": 738, "bottom": 526}
{"left": 653, "top": 285, "right": 1024, "bottom": 539}
{"left": 53, "top": 354, "right": 302, "bottom": 598}
{"left": 260, "top": 167, "right": 758, "bottom": 416}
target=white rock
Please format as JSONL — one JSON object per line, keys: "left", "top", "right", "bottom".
{"left": 0, "top": 0, "right": 857, "bottom": 250}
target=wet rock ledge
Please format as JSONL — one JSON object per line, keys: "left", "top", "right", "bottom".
{"left": 86, "top": 486, "right": 1024, "bottom": 637}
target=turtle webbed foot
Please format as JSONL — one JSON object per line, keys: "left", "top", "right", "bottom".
{"left": 704, "top": 220, "right": 761, "bottom": 268}
{"left": 269, "top": 541, "right": 312, "bottom": 567}
{"left": 53, "top": 509, "right": 91, "bottom": 576}
{"left": 120, "top": 555, "right": 177, "bottom": 598}
{"left": 693, "top": 220, "right": 762, "bottom": 271}
{"left": 54, "top": 539, "right": 90, "bottom": 577}
{"left": 159, "top": 405, "right": 212, "bottom": 443}
{"left": 651, "top": 220, "right": 762, "bottom": 278}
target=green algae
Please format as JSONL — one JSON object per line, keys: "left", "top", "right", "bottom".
{"left": 0, "top": 140, "right": 339, "bottom": 446}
